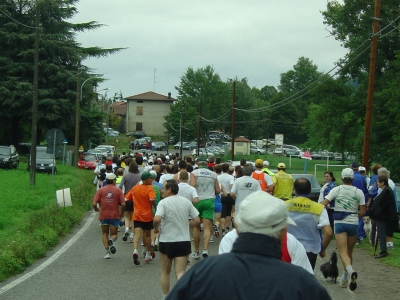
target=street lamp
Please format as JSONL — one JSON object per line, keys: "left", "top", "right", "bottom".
{"left": 74, "top": 73, "right": 106, "bottom": 167}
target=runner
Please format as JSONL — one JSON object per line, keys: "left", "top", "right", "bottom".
{"left": 154, "top": 179, "right": 200, "bottom": 300}
{"left": 125, "top": 171, "right": 157, "bottom": 265}
{"left": 92, "top": 173, "right": 125, "bottom": 259}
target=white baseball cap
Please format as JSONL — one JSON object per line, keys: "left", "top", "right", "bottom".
{"left": 106, "top": 173, "right": 116, "bottom": 180}
{"left": 236, "top": 191, "right": 296, "bottom": 235}
{"left": 359, "top": 166, "right": 366, "bottom": 172}
{"left": 341, "top": 168, "right": 354, "bottom": 179}
{"left": 263, "top": 160, "right": 270, "bottom": 167}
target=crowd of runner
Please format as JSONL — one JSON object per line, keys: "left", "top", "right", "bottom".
{"left": 91, "top": 150, "right": 399, "bottom": 300}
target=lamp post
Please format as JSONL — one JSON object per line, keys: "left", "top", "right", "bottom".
{"left": 74, "top": 73, "right": 106, "bottom": 167}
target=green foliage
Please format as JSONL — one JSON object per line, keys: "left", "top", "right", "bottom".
{"left": 0, "top": 0, "right": 126, "bottom": 146}
{"left": 0, "top": 162, "right": 94, "bottom": 281}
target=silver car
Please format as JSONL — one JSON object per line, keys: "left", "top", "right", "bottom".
{"left": 250, "top": 145, "right": 266, "bottom": 154}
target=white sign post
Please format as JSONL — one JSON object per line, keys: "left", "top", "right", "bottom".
{"left": 56, "top": 188, "right": 72, "bottom": 207}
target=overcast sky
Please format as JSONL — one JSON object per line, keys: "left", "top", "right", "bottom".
{"left": 71, "top": 0, "right": 347, "bottom": 99}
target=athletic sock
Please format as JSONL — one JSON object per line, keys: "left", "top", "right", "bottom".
{"left": 125, "top": 227, "right": 129, "bottom": 232}
{"left": 342, "top": 271, "right": 348, "bottom": 281}
{"left": 346, "top": 265, "right": 353, "bottom": 274}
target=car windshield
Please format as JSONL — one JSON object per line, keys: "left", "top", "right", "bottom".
{"left": 0, "top": 147, "right": 10, "bottom": 155}
{"left": 83, "top": 155, "right": 96, "bottom": 162}
{"left": 37, "top": 151, "right": 54, "bottom": 159}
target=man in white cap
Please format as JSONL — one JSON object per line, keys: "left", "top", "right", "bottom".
{"left": 272, "top": 162, "right": 294, "bottom": 200}
{"left": 92, "top": 172, "right": 125, "bottom": 259}
{"left": 262, "top": 160, "right": 275, "bottom": 177}
{"left": 166, "top": 191, "right": 330, "bottom": 299}
{"left": 322, "top": 168, "right": 366, "bottom": 291}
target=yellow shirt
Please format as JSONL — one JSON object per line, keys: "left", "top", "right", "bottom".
{"left": 273, "top": 170, "right": 294, "bottom": 200}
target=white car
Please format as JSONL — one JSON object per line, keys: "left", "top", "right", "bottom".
{"left": 250, "top": 145, "right": 266, "bottom": 154}
{"left": 192, "top": 148, "right": 214, "bottom": 156}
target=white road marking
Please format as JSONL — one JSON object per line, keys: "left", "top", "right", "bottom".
{"left": 0, "top": 212, "right": 96, "bottom": 294}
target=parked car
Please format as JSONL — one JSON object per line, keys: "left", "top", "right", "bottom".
{"left": 174, "top": 142, "right": 189, "bottom": 149}
{"left": 183, "top": 142, "right": 197, "bottom": 150}
{"left": 95, "top": 147, "right": 111, "bottom": 156}
{"left": 311, "top": 152, "right": 323, "bottom": 160}
{"left": 168, "top": 137, "right": 177, "bottom": 145}
{"left": 126, "top": 131, "right": 146, "bottom": 138}
{"left": 209, "top": 135, "right": 221, "bottom": 141}
{"left": 0, "top": 145, "right": 19, "bottom": 169}
{"left": 291, "top": 174, "right": 321, "bottom": 201}
{"left": 285, "top": 149, "right": 300, "bottom": 157}
{"left": 104, "top": 128, "right": 119, "bottom": 136}
{"left": 86, "top": 149, "right": 103, "bottom": 160}
{"left": 273, "top": 147, "right": 283, "bottom": 155}
{"left": 97, "top": 145, "right": 116, "bottom": 156}
{"left": 192, "top": 148, "right": 214, "bottom": 156}
{"left": 250, "top": 145, "right": 266, "bottom": 155}
{"left": 27, "top": 146, "right": 57, "bottom": 174}
{"left": 153, "top": 142, "right": 167, "bottom": 151}
{"left": 78, "top": 155, "right": 98, "bottom": 170}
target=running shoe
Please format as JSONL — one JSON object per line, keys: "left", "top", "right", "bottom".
{"left": 133, "top": 250, "right": 140, "bottom": 265}
{"left": 104, "top": 252, "right": 111, "bottom": 259}
{"left": 209, "top": 236, "right": 214, "bottom": 243}
{"left": 129, "top": 233, "right": 134, "bottom": 243}
{"left": 387, "top": 242, "right": 395, "bottom": 250}
{"left": 213, "top": 224, "right": 220, "bottom": 237}
{"left": 108, "top": 239, "right": 116, "bottom": 254}
{"left": 153, "top": 244, "right": 159, "bottom": 251}
{"left": 192, "top": 252, "right": 201, "bottom": 260}
{"left": 349, "top": 271, "right": 358, "bottom": 291}
{"left": 202, "top": 249, "right": 209, "bottom": 258}
{"left": 338, "top": 278, "right": 348, "bottom": 288}
{"left": 122, "top": 231, "right": 129, "bottom": 242}
{"left": 144, "top": 252, "right": 152, "bottom": 263}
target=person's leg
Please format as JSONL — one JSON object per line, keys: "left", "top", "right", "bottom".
{"left": 101, "top": 224, "right": 110, "bottom": 248}
{"left": 109, "top": 225, "right": 118, "bottom": 242}
{"left": 376, "top": 220, "right": 387, "bottom": 253}
{"left": 143, "top": 229, "right": 152, "bottom": 252}
{"left": 335, "top": 232, "right": 350, "bottom": 270}
{"left": 174, "top": 256, "right": 189, "bottom": 280}
{"left": 192, "top": 224, "right": 200, "bottom": 252}
{"left": 306, "top": 252, "right": 317, "bottom": 271}
{"left": 160, "top": 253, "right": 173, "bottom": 295}
{"left": 202, "top": 218, "right": 213, "bottom": 250}
{"left": 358, "top": 217, "right": 366, "bottom": 239}
{"left": 346, "top": 234, "right": 358, "bottom": 263}
{"left": 370, "top": 219, "right": 377, "bottom": 244}
{"left": 133, "top": 227, "right": 143, "bottom": 251}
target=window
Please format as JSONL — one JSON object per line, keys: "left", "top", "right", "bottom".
{"left": 137, "top": 101, "right": 143, "bottom": 103}
{"left": 236, "top": 142, "right": 243, "bottom": 146}
{"left": 136, "top": 122, "right": 142, "bottom": 131}
{"left": 136, "top": 106, "right": 143, "bottom": 116}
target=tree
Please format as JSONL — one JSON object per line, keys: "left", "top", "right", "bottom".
{"left": 0, "top": 0, "right": 125, "bottom": 146}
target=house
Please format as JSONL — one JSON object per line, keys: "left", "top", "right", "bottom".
{"left": 125, "top": 91, "right": 176, "bottom": 136}
{"left": 233, "top": 137, "right": 251, "bottom": 155}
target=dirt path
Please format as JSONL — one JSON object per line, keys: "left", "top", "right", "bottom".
{"left": 314, "top": 241, "right": 400, "bottom": 299}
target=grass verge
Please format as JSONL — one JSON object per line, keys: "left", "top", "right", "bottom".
{"left": 357, "top": 232, "right": 400, "bottom": 267}
{"left": 0, "top": 162, "right": 95, "bottom": 282}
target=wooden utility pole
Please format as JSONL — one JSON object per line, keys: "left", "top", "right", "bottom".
{"left": 30, "top": 3, "right": 40, "bottom": 185}
{"left": 362, "top": 0, "right": 381, "bottom": 170}
{"left": 196, "top": 98, "right": 202, "bottom": 156}
{"left": 179, "top": 102, "right": 185, "bottom": 158}
{"left": 74, "top": 61, "right": 81, "bottom": 168}
{"left": 231, "top": 81, "right": 236, "bottom": 161}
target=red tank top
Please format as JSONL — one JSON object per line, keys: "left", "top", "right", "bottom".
{"left": 281, "top": 233, "right": 291, "bottom": 263}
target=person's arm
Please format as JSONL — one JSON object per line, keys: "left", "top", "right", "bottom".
{"left": 214, "top": 178, "right": 220, "bottom": 195}
{"left": 153, "top": 215, "right": 162, "bottom": 233}
{"left": 189, "top": 172, "right": 196, "bottom": 187}
{"left": 189, "top": 216, "right": 200, "bottom": 228}
{"left": 358, "top": 205, "right": 366, "bottom": 218}
{"left": 230, "top": 181, "right": 237, "bottom": 199}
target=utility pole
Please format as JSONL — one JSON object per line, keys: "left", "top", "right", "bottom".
{"left": 74, "top": 61, "right": 81, "bottom": 168}
{"left": 179, "top": 102, "right": 185, "bottom": 158}
{"left": 362, "top": 0, "right": 381, "bottom": 170}
{"left": 196, "top": 98, "right": 203, "bottom": 156}
{"left": 30, "top": 2, "right": 40, "bottom": 185}
{"left": 231, "top": 81, "right": 236, "bottom": 161}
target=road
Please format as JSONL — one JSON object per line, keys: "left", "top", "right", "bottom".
{"left": 1, "top": 208, "right": 398, "bottom": 299}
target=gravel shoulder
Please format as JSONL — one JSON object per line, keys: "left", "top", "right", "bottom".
{"left": 314, "top": 240, "right": 400, "bottom": 299}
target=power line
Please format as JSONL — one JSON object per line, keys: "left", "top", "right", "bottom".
{"left": 0, "top": 8, "right": 41, "bottom": 29}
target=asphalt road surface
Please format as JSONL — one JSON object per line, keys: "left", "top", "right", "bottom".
{"left": 1, "top": 209, "right": 396, "bottom": 300}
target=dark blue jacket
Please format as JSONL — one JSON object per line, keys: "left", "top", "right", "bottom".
{"left": 166, "top": 232, "right": 331, "bottom": 300}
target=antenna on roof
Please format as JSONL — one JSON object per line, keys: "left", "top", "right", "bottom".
{"left": 153, "top": 69, "right": 157, "bottom": 91}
